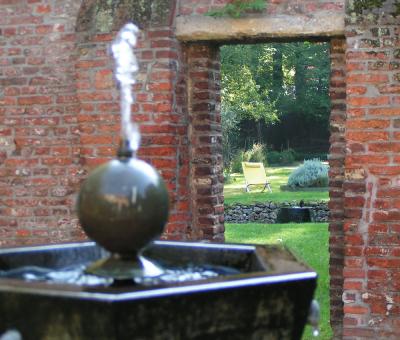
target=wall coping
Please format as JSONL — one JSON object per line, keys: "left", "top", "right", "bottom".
{"left": 175, "top": 13, "right": 345, "bottom": 42}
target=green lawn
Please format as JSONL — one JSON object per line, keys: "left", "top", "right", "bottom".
{"left": 224, "top": 166, "right": 329, "bottom": 205}
{"left": 225, "top": 223, "right": 332, "bottom": 340}
{"left": 224, "top": 166, "right": 331, "bottom": 339}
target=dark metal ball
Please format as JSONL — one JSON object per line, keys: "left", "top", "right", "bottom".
{"left": 77, "top": 158, "right": 169, "bottom": 255}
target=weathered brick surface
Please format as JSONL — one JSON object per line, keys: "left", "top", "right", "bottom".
{"left": 2, "top": 0, "right": 400, "bottom": 337}
{"left": 186, "top": 44, "right": 224, "bottom": 241}
{"left": 329, "top": 37, "right": 346, "bottom": 338}
{"left": 343, "top": 1, "right": 400, "bottom": 338}
{"left": 0, "top": 0, "right": 83, "bottom": 246}
{"left": 75, "top": 1, "right": 192, "bottom": 240}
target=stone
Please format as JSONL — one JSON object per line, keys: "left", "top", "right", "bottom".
{"left": 176, "top": 14, "right": 345, "bottom": 42}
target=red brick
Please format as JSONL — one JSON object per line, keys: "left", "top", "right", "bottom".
{"left": 35, "top": 4, "right": 51, "bottom": 13}
{"left": 348, "top": 96, "right": 390, "bottom": 106}
{"left": 370, "top": 166, "right": 400, "bottom": 176}
{"left": 343, "top": 268, "right": 365, "bottom": 278}
{"left": 347, "top": 155, "right": 389, "bottom": 165}
{"left": 344, "top": 306, "right": 369, "bottom": 314}
{"left": 378, "top": 84, "right": 400, "bottom": 93}
{"left": 344, "top": 281, "right": 363, "bottom": 290}
{"left": 347, "top": 51, "right": 389, "bottom": 60}
{"left": 148, "top": 82, "right": 173, "bottom": 91}
{"left": 345, "top": 233, "right": 364, "bottom": 245}
{"left": 343, "top": 328, "right": 376, "bottom": 337}
{"left": 347, "top": 86, "right": 367, "bottom": 95}
{"left": 17, "top": 96, "right": 52, "bottom": 105}
{"left": 367, "top": 258, "right": 400, "bottom": 268}
{"left": 369, "top": 143, "right": 400, "bottom": 153}
{"left": 346, "top": 131, "right": 388, "bottom": 142}
{"left": 369, "top": 108, "right": 400, "bottom": 116}
{"left": 347, "top": 73, "right": 389, "bottom": 84}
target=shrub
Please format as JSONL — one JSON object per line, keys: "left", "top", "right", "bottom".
{"left": 224, "top": 171, "right": 233, "bottom": 184}
{"left": 287, "top": 159, "right": 328, "bottom": 188}
{"left": 267, "top": 149, "right": 295, "bottom": 165}
{"left": 294, "top": 152, "right": 328, "bottom": 162}
{"left": 231, "top": 150, "right": 245, "bottom": 173}
{"left": 244, "top": 143, "right": 267, "bottom": 164}
{"left": 230, "top": 144, "right": 267, "bottom": 174}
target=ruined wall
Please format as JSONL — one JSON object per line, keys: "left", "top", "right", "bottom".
{"left": 0, "top": 0, "right": 83, "bottom": 246}
{"left": 342, "top": 1, "right": 400, "bottom": 338}
{"left": 0, "top": 0, "right": 194, "bottom": 246}
{"left": 178, "top": 0, "right": 344, "bottom": 16}
{"left": 74, "top": 0, "right": 194, "bottom": 241}
{"left": 329, "top": 37, "right": 347, "bottom": 338}
{"left": 1, "top": 0, "right": 400, "bottom": 338}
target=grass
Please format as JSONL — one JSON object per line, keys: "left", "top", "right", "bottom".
{"left": 225, "top": 223, "right": 332, "bottom": 340}
{"left": 224, "top": 166, "right": 329, "bottom": 205}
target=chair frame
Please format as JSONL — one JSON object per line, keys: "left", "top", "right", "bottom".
{"left": 241, "top": 162, "right": 272, "bottom": 193}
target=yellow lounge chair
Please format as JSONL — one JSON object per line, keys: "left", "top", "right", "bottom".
{"left": 242, "top": 162, "right": 272, "bottom": 193}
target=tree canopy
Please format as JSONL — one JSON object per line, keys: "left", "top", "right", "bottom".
{"left": 220, "top": 41, "right": 331, "bottom": 160}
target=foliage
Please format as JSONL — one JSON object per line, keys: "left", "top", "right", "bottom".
{"left": 225, "top": 223, "right": 332, "bottom": 340}
{"left": 224, "top": 170, "right": 234, "bottom": 184}
{"left": 287, "top": 159, "right": 328, "bottom": 188}
{"left": 266, "top": 149, "right": 295, "bottom": 165}
{"left": 221, "top": 49, "right": 279, "bottom": 125}
{"left": 229, "top": 144, "right": 267, "bottom": 174}
{"left": 220, "top": 42, "right": 330, "bottom": 156}
{"left": 224, "top": 166, "right": 329, "bottom": 205}
{"left": 206, "top": 0, "right": 266, "bottom": 18}
{"left": 352, "top": 0, "right": 385, "bottom": 13}
{"left": 349, "top": 0, "right": 400, "bottom": 16}
{"left": 294, "top": 152, "right": 328, "bottom": 162}
{"left": 231, "top": 150, "right": 246, "bottom": 173}
{"left": 244, "top": 143, "right": 267, "bottom": 164}
{"left": 222, "top": 104, "right": 241, "bottom": 172}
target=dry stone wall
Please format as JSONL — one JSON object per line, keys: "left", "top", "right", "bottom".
{"left": 225, "top": 201, "right": 329, "bottom": 224}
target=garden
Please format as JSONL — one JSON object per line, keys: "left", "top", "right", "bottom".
{"left": 224, "top": 158, "right": 331, "bottom": 339}
{"left": 220, "top": 39, "right": 332, "bottom": 339}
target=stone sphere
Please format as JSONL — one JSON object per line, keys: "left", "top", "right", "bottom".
{"left": 77, "top": 158, "right": 169, "bottom": 255}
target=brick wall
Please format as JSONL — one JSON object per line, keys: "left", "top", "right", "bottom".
{"left": 329, "top": 37, "right": 346, "bottom": 338}
{"left": 186, "top": 43, "right": 224, "bottom": 241}
{"left": 0, "top": 0, "right": 221, "bottom": 246}
{"left": 2, "top": 0, "right": 400, "bottom": 337}
{"left": 75, "top": 1, "right": 194, "bottom": 240}
{"left": 0, "top": 0, "right": 83, "bottom": 246}
{"left": 343, "top": 1, "right": 400, "bottom": 338}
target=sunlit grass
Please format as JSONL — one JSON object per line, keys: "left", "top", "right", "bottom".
{"left": 224, "top": 166, "right": 329, "bottom": 205}
{"left": 225, "top": 223, "right": 332, "bottom": 340}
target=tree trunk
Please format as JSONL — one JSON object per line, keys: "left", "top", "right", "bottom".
{"left": 272, "top": 44, "right": 283, "bottom": 101}
{"left": 295, "top": 50, "right": 306, "bottom": 108}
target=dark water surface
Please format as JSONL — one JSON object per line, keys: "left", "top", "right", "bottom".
{"left": 0, "top": 262, "right": 240, "bottom": 287}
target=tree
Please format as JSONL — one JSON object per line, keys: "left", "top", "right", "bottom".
{"left": 220, "top": 41, "right": 330, "bottom": 158}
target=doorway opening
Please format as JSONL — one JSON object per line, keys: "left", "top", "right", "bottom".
{"left": 220, "top": 41, "right": 332, "bottom": 339}
{"left": 185, "top": 38, "right": 345, "bottom": 337}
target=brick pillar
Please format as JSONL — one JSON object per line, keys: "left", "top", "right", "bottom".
{"left": 343, "top": 2, "right": 400, "bottom": 337}
{"left": 329, "top": 37, "right": 346, "bottom": 339}
{"left": 186, "top": 43, "right": 224, "bottom": 241}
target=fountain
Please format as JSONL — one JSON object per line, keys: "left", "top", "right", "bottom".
{"left": 277, "top": 201, "right": 312, "bottom": 223}
{"left": 0, "top": 24, "right": 318, "bottom": 339}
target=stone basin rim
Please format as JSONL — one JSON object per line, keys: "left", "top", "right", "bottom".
{"left": 0, "top": 240, "right": 317, "bottom": 302}
{"left": 0, "top": 271, "right": 317, "bottom": 302}
{"left": 0, "top": 240, "right": 257, "bottom": 255}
